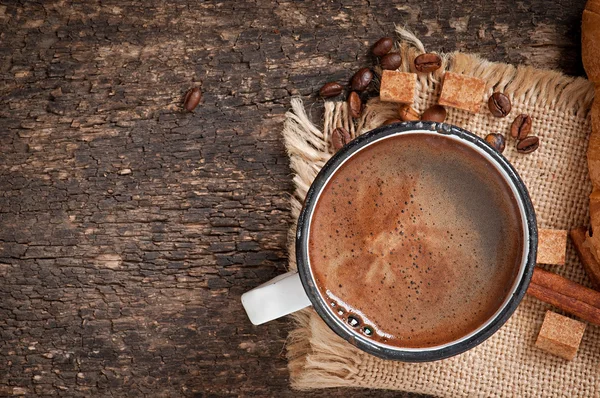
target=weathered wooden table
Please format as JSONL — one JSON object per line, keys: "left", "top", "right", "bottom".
{"left": 0, "top": 1, "right": 588, "bottom": 396}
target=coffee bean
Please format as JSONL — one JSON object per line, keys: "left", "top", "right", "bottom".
{"left": 398, "top": 104, "right": 420, "bottom": 122}
{"left": 380, "top": 53, "right": 402, "bottom": 70}
{"left": 414, "top": 53, "right": 442, "bottom": 73}
{"left": 488, "top": 92, "right": 512, "bottom": 118}
{"left": 382, "top": 118, "right": 402, "bottom": 126}
{"left": 516, "top": 136, "right": 540, "bottom": 154}
{"left": 421, "top": 105, "right": 446, "bottom": 123}
{"left": 485, "top": 133, "right": 506, "bottom": 153}
{"left": 348, "top": 91, "right": 362, "bottom": 119}
{"left": 332, "top": 127, "right": 352, "bottom": 150}
{"left": 320, "top": 82, "right": 343, "bottom": 98}
{"left": 510, "top": 114, "right": 532, "bottom": 139}
{"left": 372, "top": 37, "right": 393, "bottom": 56}
{"left": 184, "top": 87, "right": 202, "bottom": 111}
{"left": 351, "top": 68, "right": 373, "bottom": 92}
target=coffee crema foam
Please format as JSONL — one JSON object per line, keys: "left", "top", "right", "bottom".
{"left": 309, "top": 133, "right": 523, "bottom": 348}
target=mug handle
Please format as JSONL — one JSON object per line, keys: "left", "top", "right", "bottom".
{"left": 241, "top": 271, "right": 312, "bottom": 325}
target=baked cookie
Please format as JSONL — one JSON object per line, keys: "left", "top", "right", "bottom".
{"left": 583, "top": 0, "right": 600, "bottom": 261}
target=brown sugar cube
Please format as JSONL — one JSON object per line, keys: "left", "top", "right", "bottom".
{"left": 379, "top": 71, "right": 417, "bottom": 104}
{"left": 535, "top": 310, "right": 586, "bottom": 360}
{"left": 438, "top": 71, "right": 486, "bottom": 113}
{"left": 537, "top": 229, "right": 567, "bottom": 265}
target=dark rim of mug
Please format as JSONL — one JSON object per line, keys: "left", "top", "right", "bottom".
{"left": 295, "top": 121, "right": 538, "bottom": 362}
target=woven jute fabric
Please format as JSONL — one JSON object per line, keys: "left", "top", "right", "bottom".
{"left": 282, "top": 29, "right": 599, "bottom": 397}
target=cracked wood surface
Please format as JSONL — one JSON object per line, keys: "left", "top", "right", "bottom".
{"left": 0, "top": 0, "right": 588, "bottom": 396}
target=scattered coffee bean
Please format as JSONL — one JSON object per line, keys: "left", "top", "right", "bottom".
{"left": 332, "top": 127, "right": 352, "bottom": 150}
{"left": 485, "top": 133, "right": 506, "bottom": 153}
{"left": 380, "top": 53, "right": 402, "bottom": 70}
{"left": 320, "top": 82, "right": 343, "bottom": 98}
{"left": 421, "top": 105, "right": 447, "bottom": 123}
{"left": 382, "top": 118, "right": 402, "bottom": 126}
{"left": 348, "top": 91, "right": 362, "bottom": 119}
{"left": 398, "top": 104, "right": 420, "bottom": 122}
{"left": 488, "top": 92, "right": 512, "bottom": 118}
{"left": 516, "top": 136, "right": 540, "bottom": 154}
{"left": 372, "top": 37, "right": 394, "bottom": 57}
{"left": 183, "top": 87, "right": 202, "bottom": 112}
{"left": 351, "top": 68, "right": 373, "bottom": 92}
{"left": 510, "top": 114, "right": 532, "bottom": 139}
{"left": 414, "top": 53, "right": 442, "bottom": 73}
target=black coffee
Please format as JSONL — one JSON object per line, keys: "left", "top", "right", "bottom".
{"left": 309, "top": 133, "right": 523, "bottom": 348}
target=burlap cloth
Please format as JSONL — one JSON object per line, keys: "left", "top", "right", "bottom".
{"left": 281, "top": 29, "right": 600, "bottom": 397}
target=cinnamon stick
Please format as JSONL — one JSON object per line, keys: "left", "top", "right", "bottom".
{"left": 527, "top": 267, "right": 600, "bottom": 326}
{"left": 570, "top": 227, "right": 600, "bottom": 289}
{"left": 527, "top": 283, "right": 600, "bottom": 326}
{"left": 532, "top": 268, "right": 600, "bottom": 307}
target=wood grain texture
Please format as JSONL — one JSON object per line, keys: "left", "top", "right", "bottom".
{"left": 0, "top": 0, "right": 588, "bottom": 396}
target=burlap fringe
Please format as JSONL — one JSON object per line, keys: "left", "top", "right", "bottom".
{"left": 283, "top": 27, "right": 595, "bottom": 390}
{"left": 330, "top": 26, "right": 595, "bottom": 141}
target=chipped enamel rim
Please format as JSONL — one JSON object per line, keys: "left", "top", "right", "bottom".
{"left": 295, "top": 121, "right": 537, "bottom": 362}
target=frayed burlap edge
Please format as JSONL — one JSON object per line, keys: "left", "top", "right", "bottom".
{"left": 283, "top": 27, "right": 595, "bottom": 392}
